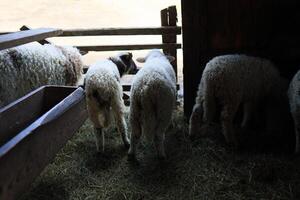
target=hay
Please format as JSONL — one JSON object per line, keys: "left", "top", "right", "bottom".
{"left": 20, "top": 105, "right": 300, "bottom": 200}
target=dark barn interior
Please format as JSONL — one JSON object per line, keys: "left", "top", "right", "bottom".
{"left": 182, "top": 0, "right": 300, "bottom": 117}
{"left": 2, "top": 1, "right": 300, "bottom": 199}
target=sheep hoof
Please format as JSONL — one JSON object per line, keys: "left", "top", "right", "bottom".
{"left": 127, "top": 153, "right": 136, "bottom": 162}
{"left": 227, "top": 141, "right": 240, "bottom": 151}
{"left": 189, "top": 132, "right": 196, "bottom": 141}
{"left": 123, "top": 140, "right": 130, "bottom": 149}
{"left": 158, "top": 155, "right": 167, "bottom": 161}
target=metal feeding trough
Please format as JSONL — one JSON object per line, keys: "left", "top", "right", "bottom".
{"left": 0, "top": 85, "right": 88, "bottom": 200}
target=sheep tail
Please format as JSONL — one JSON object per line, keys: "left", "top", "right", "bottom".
{"left": 140, "top": 83, "right": 162, "bottom": 144}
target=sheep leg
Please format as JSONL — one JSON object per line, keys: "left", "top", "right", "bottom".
{"left": 94, "top": 127, "right": 105, "bottom": 153}
{"left": 293, "top": 118, "right": 300, "bottom": 153}
{"left": 128, "top": 121, "right": 142, "bottom": 160}
{"left": 203, "top": 93, "right": 216, "bottom": 124}
{"left": 295, "top": 126, "right": 299, "bottom": 154}
{"left": 87, "top": 105, "right": 105, "bottom": 152}
{"left": 189, "top": 103, "right": 204, "bottom": 138}
{"left": 112, "top": 100, "right": 130, "bottom": 148}
{"left": 241, "top": 102, "right": 254, "bottom": 129}
{"left": 116, "top": 114, "right": 130, "bottom": 148}
{"left": 221, "top": 104, "right": 239, "bottom": 148}
{"left": 154, "top": 133, "right": 166, "bottom": 159}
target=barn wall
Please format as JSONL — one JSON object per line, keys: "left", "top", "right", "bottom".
{"left": 181, "top": 0, "right": 300, "bottom": 118}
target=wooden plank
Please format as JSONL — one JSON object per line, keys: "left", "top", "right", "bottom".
{"left": 0, "top": 32, "right": 10, "bottom": 35}
{"left": 0, "top": 28, "right": 63, "bottom": 50}
{"left": 182, "top": 0, "right": 208, "bottom": 118}
{"left": 0, "top": 86, "right": 87, "bottom": 200}
{"left": 19, "top": 25, "right": 52, "bottom": 45}
{"left": 61, "top": 27, "right": 181, "bottom": 36}
{"left": 167, "top": 6, "right": 178, "bottom": 79}
{"left": 0, "top": 88, "right": 45, "bottom": 147}
{"left": 76, "top": 43, "right": 181, "bottom": 52}
{"left": 121, "top": 75, "right": 180, "bottom": 92}
{"left": 161, "top": 8, "right": 169, "bottom": 52}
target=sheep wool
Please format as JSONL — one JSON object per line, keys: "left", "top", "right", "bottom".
{"left": 189, "top": 54, "right": 283, "bottom": 148}
{"left": 128, "top": 50, "right": 176, "bottom": 160}
{"left": 288, "top": 70, "right": 300, "bottom": 153}
{"left": 0, "top": 42, "right": 83, "bottom": 108}
{"left": 85, "top": 52, "right": 137, "bottom": 152}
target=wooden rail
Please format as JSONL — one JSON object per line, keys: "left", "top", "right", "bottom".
{"left": 76, "top": 43, "right": 181, "bottom": 52}
{"left": 61, "top": 26, "right": 181, "bottom": 36}
{"left": 161, "top": 6, "right": 178, "bottom": 79}
{"left": 0, "top": 28, "right": 62, "bottom": 50}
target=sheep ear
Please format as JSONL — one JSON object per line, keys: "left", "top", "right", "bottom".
{"left": 166, "top": 55, "right": 175, "bottom": 63}
{"left": 136, "top": 57, "right": 146, "bottom": 63}
{"left": 120, "top": 52, "right": 132, "bottom": 62}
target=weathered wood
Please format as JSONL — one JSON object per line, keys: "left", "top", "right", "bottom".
{"left": 121, "top": 75, "right": 134, "bottom": 91}
{"left": 76, "top": 43, "right": 181, "bottom": 52}
{"left": 121, "top": 75, "right": 180, "bottom": 92}
{"left": 0, "top": 89, "right": 45, "bottom": 147}
{"left": 167, "top": 6, "right": 178, "bottom": 79}
{"left": 0, "top": 28, "right": 63, "bottom": 50}
{"left": 161, "top": 9, "right": 169, "bottom": 46}
{"left": 0, "top": 86, "right": 87, "bottom": 200}
{"left": 161, "top": 6, "right": 178, "bottom": 80}
{"left": 0, "top": 32, "right": 10, "bottom": 35}
{"left": 20, "top": 25, "right": 52, "bottom": 45}
{"left": 61, "top": 27, "right": 181, "bottom": 36}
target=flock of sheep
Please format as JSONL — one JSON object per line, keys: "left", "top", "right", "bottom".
{"left": 0, "top": 42, "right": 300, "bottom": 161}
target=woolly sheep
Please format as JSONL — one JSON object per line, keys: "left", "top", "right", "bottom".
{"left": 288, "top": 70, "right": 300, "bottom": 153}
{"left": 0, "top": 42, "right": 83, "bottom": 108}
{"left": 128, "top": 50, "right": 176, "bottom": 160}
{"left": 85, "top": 52, "right": 137, "bottom": 152}
{"left": 189, "top": 54, "right": 285, "bottom": 148}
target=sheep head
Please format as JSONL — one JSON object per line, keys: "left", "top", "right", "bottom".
{"left": 109, "top": 52, "right": 138, "bottom": 76}
{"left": 136, "top": 49, "right": 175, "bottom": 63}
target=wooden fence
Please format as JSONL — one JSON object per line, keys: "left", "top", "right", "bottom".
{"left": 0, "top": 5, "right": 181, "bottom": 199}
{"left": 1, "top": 6, "right": 181, "bottom": 80}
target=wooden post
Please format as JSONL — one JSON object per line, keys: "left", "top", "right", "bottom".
{"left": 161, "top": 6, "right": 178, "bottom": 80}
{"left": 167, "top": 6, "right": 178, "bottom": 80}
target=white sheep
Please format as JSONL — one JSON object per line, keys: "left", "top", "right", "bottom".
{"left": 128, "top": 50, "right": 176, "bottom": 160}
{"left": 0, "top": 42, "right": 83, "bottom": 108}
{"left": 288, "top": 70, "right": 300, "bottom": 153}
{"left": 189, "top": 54, "right": 285, "bottom": 148}
{"left": 85, "top": 52, "right": 137, "bottom": 152}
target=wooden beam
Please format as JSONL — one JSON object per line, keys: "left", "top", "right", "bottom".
{"left": 0, "top": 86, "right": 87, "bottom": 200}
{"left": 61, "top": 27, "right": 181, "bottom": 36}
{"left": 76, "top": 43, "right": 181, "bottom": 52}
{"left": 19, "top": 25, "right": 52, "bottom": 45}
{"left": 168, "top": 6, "right": 178, "bottom": 79}
{"left": 0, "top": 28, "right": 63, "bottom": 50}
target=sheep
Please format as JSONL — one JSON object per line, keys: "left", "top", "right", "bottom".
{"left": 0, "top": 42, "right": 83, "bottom": 108}
{"left": 84, "top": 52, "right": 137, "bottom": 152}
{"left": 189, "top": 54, "right": 285, "bottom": 148}
{"left": 127, "top": 50, "right": 176, "bottom": 160}
{"left": 288, "top": 70, "right": 300, "bottom": 153}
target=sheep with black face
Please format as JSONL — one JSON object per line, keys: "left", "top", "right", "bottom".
{"left": 85, "top": 52, "right": 137, "bottom": 152}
